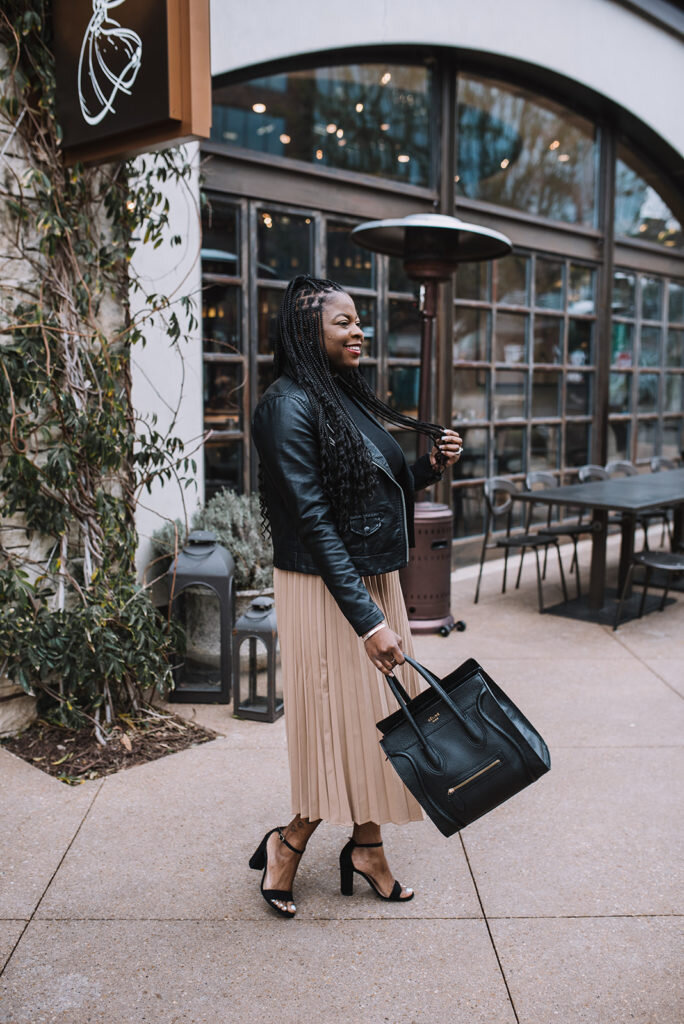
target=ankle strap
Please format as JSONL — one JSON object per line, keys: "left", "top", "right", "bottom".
{"left": 351, "top": 839, "right": 383, "bottom": 848}
{"left": 277, "top": 827, "right": 304, "bottom": 855}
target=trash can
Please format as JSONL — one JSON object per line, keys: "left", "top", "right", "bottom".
{"left": 400, "top": 502, "right": 456, "bottom": 634}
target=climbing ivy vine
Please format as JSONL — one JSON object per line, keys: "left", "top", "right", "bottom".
{"left": 0, "top": 3, "right": 198, "bottom": 739}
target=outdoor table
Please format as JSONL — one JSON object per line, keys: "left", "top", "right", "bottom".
{"left": 516, "top": 469, "right": 684, "bottom": 611}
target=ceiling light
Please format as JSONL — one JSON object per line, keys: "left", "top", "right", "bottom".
{"left": 380, "top": 123, "right": 390, "bottom": 131}
{"left": 326, "top": 123, "right": 337, "bottom": 134}
{"left": 500, "top": 158, "right": 509, "bottom": 169}
{"left": 381, "top": 72, "right": 392, "bottom": 85}
{"left": 558, "top": 153, "right": 570, "bottom": 162}
{"left": 355, "top": 102, "right": 364, "bottom": 113}
{"left": 336, "top": 128, "right": 344, "bottom": 138}
{"left": 549, "top": 140, "right": 560, "bottom": 150}
{"left": 315, "top": 149, "right": 323, "bottom": 160}
{"left": 252, "top": 103, "right": 266, "bottom": 114}
{"left": 279, "top": 133, "right": 291, "bottom": 144}
{"left": 397, "top": 154, "right": 410, "bottom": 163}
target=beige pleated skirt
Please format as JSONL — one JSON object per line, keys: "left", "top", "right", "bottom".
{"left": 273, "top": 568, "right": 425, "bottom": 827}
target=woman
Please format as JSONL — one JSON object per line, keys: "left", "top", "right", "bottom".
{"left": 250, "top": 275, "right": 462, "bottom": 917}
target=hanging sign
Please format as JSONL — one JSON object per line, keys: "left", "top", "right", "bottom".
{"left": 53, "top": 0, "right": 211, "bottom": 165}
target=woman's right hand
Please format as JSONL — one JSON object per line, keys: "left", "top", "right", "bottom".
{"left": 364, "top": 626, "right": 405, "bottom": 675}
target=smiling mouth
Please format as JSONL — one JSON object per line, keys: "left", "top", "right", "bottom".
{"left": 345, "top": 345, "right": 362, "bottom": 354}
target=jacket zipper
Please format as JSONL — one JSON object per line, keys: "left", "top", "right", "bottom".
{"left": 374, "top": 460, "right": 409, "bottom": 565}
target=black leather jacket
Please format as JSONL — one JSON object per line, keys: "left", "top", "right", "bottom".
{"left": 253, "top": 374, "right": 440, "bottom": 636}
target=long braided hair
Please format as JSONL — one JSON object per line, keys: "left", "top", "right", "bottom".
{"left": 266, "top": 274, "right": 445, "bottom": 530}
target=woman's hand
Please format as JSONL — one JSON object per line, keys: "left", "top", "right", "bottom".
{"left": 364, "top": 626, "right": 405, "bottom": 675}
{"left": 430, "top": 428, "right": 463, "bottom": 470}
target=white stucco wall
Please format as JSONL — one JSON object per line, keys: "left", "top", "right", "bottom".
{"left": 210, "top": 0, "right": 684, "bottom": 158}
{"left": 130, "top": 143, "right": 204, "bottom": 579}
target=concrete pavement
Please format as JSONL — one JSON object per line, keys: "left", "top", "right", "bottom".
{"left": 1, "top": 535, "right": 683, "bottom": 1023}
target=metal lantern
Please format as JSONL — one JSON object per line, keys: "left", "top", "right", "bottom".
{"left": 232, "top": 596, "right": 283, "bottom": 722}
{"left": 166, "top": 530, "right": 235, "bottom": 703}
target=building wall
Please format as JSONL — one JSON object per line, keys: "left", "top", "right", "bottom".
{"left": 131, "top": 143, "right": 205, "bottom": 576}
{"left": 210, "top": 0, "right": 684, "bottom": 159}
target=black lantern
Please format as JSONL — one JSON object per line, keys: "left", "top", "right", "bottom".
{"left": 232, "top": 596, "right": 283, "bottom": 722}
{"left": 166, "top": 531, "right": 234, "bottom": 703}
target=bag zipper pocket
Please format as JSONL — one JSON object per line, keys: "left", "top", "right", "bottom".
{"left": 448, "top": 758, "right": 502, "bottom": 795}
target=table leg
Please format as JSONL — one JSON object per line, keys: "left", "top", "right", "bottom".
{"left": 588, "top": 508, "right": 607, "bottom": 610}
{"left": 673, "top": 502, "right": 683, "bottom": 552}
{"left": 618, "top": 512, "right": 636, "bottom": 597}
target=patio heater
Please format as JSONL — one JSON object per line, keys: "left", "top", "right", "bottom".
{"left": 351, "top": 213, "right": 511, "bottom": 633}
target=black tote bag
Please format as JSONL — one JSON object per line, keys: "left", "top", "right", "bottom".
{"left": 376, "top": 655, "right": 550, "bottom": 837}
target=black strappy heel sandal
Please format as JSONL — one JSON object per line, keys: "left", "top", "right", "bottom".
{"left": 339, "top": 838, "right": 414, "bottom": 902}
{"left": 249, "top": 826, "right": 304, "bottom": 918}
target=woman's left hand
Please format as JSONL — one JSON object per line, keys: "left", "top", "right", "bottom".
{"left": 430, "top": 429, "right": 463, "bottom": 470}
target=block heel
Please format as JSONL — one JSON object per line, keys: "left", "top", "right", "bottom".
{"left": 338, "top": 838, "right": 414, "bottom": 902}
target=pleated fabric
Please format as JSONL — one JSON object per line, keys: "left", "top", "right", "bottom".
{"left": 273, "top": 568, "right": 425, "bottom": 827}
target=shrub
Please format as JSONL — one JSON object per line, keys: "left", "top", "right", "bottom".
{"left": 151, "top": 490, "right": 273, "bottom": 591}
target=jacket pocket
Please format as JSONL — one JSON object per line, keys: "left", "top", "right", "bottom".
{"left": 349, "top": 513, "right": 383, "bottom": 537}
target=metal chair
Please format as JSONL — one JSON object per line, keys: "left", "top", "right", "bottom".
{"left": 521, "top": 471, "right": 592, "bottom": 598}
{"left": 474, "top": 477, "right": 569, "bottom": 612}
{"left": 613, "top": 550, "right": 684, "bottom": 630}
{"left": 651, "top": 456, "right": 681, "bottom": 472}
{"left": 605, "top": 460, "right": 671, "bottom": 549}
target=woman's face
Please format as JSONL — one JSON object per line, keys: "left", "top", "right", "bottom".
{"left": 320, "top": 291, "right": 364, "bottom": 373}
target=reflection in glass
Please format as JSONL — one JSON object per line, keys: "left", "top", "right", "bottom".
{"left": 636, "top": 420, "right": 657, "bottom": 460}
{"left": 257, "top": 287, "right": 283, "bottom": 355}
{"left": 641, "top": 277, "right": 663, "bottom": 321}
{"left": 204, "top": 362, "right": 243, "bottom": 429}
{"left": 388, "top": 366, "right": 419, "bottom": 416}
{"left": 454, "top": 307, "right": 489, "bottom": 361}
{"left": 569, "top": 265, "right": 595, "bottom": 313}
{"left": 203, "top": 285, "right": 241, "bottom": 353}
{"left": 568, "top": 320, "right": 593, "bottom": 366}
{"left": 614, "top": 146, "right": 683, "bottom": 250}
{"left": 664, "top": 375, "right": 683, "bottom": 413}
{"left": 565, "top": 421, "right": 590, "bottom": 467}
{"left": 327, "top": 222, "right": 374, "bottom": 288}
{"left": 669, "top": 281, "right": 684, "bottom": 324}
{"left": 354, "top": 296, "right": 376, "bottom": 358}
{"left": 534, "top": 316, "right": 563, "bottom": 364}
{"left": 532, "top": 371, "right": 561, "bottom": 418}
{"left": 611, "top": 322, "right": 633, "bottom": 367}
{"left": 205, "top": 439, "right": 244, "bottom": 500}
{"left": 456, "top": 75, "right": 597, "bottom": 225}
{"left": 496, "top": 255, "right": 528, "bottom": 305}
{"left": 609, "top": 373, "right": 631, "bottom": 414}
{"left": 453, "top": 368, "right": 487, "bottom": 421}
{"left": 452, "top": 484, "right": 486, "bottom": 538}
{"left": 566, "top": 372, "right": 591, "bottom": 415}
{"left": 612, "top": 271, "right": 635, "bottom": 317}
{"left": 666, "top": 329, "right": 684, "bottom": 367}
{"left": 453, "top": 427, "right": 488, "bottom": 479}
{"left": 257, "top": 361, "right": 275, "bottom": 399}
{"left": 639, "top": 325, "right": 661, "bottom": 367}
{"left": 607, "top": 420, "right": 630, "bottom": 462}
{"left": 202, "top": 197, "right": 239, "bottom": 276}
{"left": 535, "top": 258, "right": 563, "bottom": 309}
{"left": 212, "top": 64, "right": 433, "bottom": 186}
{"left": 494, "top": 370, "right": 526, "bottom": 419}
{"left": 638, "top": 373, "right": 659, "bottom": 413}
{"left": 257, "top": 210, "right": 312, "bottom": 280}
{"left": 388, "top": 299, "right": 420, "bottom": 357}
{"left": 662, "top": 419, "right": 682, "bottom": 460}
{"left": 494, "top": 426, "right": 525, "bottom": 475}
{"left": 494, "top": 312, "right": 528, "bottom": 363}
{"left": 530, "top": 424, "right": 560, "bottom": 470}
{"left": 455, "top": 262, "right": 489, "bottom": 301}
{"left": 173, "top": 586, "right": 222, "bottom": 693}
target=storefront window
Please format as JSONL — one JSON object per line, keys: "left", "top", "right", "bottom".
{"left": 212, "top": 64, "right": 433, "bottom": 187}
{"left": 615, "top": 145, "right": 683, "bottom": 250}
{"left": 456, "top": 75, "right": 598, "bottom": 225}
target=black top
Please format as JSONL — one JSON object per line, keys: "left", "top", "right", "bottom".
{"left": 336, "top": 388, "right": 405, "bottom": 479}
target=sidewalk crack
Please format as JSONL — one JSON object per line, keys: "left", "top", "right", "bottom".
{"left": 0, "top": 778, "right": 106, "bottom": 980}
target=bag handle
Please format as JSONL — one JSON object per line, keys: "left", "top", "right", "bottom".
{"left": 387, "top": 654, "right": 481, "bottom": 746}
{"left": 383, "top": 669, "right": 442, "bottom": 768}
